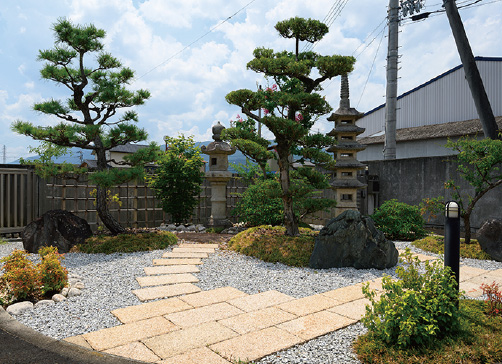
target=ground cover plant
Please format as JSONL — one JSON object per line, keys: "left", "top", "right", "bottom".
{"left": 413, "top": 235, "right": 492, "bottom": 260}
{"left": 372, "top": 199, "right": 427, "bottom": 241}
{"left": 227, "top": 225, "right": 317, "bottom": 267}
{"left": 76, "top": 231, "right": 177, "bottom": 254}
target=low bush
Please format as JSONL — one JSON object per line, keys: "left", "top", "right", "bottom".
{"left": 38, "top": 246, "right": 68, "bottom": 295}
{"left": 481, "top": 282, "right": 502, "bottom": 316}
{"left": 413, "top": 235, "right": 492, "bottom": 260}
{"left": 0, "top": 250, "right": 41, "bottom": 304}
{"left": 77, "top": 231, "right": 178, "bottom": 254}
{"left": 372, "top": 199, "right": 427, "bottom": 241}
{"left": 361, "top": 248, "right": 461, "bottom": 348}
{"left": 228, "top": 225, "right": 317, "bottom": 267}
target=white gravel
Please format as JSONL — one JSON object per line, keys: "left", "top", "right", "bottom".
{"left": 1, "top": 238, "right": 501, "bottom": 364}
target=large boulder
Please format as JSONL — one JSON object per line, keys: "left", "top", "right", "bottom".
{"left": 477, "top": 219, "right": 502, "bottom": 262}
{"left": 22, "top": 209, "right": 92, "bottom": 254}
{"left": 309, "top": 210, "right": 399, "bottom": 269}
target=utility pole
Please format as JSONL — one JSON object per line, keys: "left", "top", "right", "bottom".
{"left": 383, "top": 0, "right": 399, "bottom": 160}
{"left": 443, "top": 0, "right": 499, "bottom": 139}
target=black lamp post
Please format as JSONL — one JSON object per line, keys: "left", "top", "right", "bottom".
{"left": 445, "top": 201, "right": 461, "bottom": 291}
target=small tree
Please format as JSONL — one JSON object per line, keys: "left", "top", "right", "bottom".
{"left": 445, "top": 136, "right": 502, "bottom": 244}
{"left": 147, "top": 135, "right": 204, "bottom": 224}
{"left": 12, "top": 19, "right": 158, "bottom": 235}
{"left": 224, "top": 17, "right": 355, "bottom": 236}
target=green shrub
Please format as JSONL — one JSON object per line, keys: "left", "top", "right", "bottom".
{"left": 228, "top": 225, "right": 317, "bottom": 267}
{"left": 78, "top": 231, "right": 178, "bottom": 254}
{"left": 412, "top": 235, "right": 492, "bottom": 260}
{"left": 0, "top": 250, "right": 41, "bottom": 303}
{"left": 38, "top": 246, "right": 68, "bottom": 295}
{"left": 372, "top": 199, "right": 427, "bottom": 241}
{"left": 232, "top": 179, "right": 284, "bottom": 226}
{"left": 362, "top": 248, "right": 461, "bottom": 348}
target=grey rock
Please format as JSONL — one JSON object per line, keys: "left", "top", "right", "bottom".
{"left": 167, "top": 224, "right": 177, "bottom": 231}
{"left": 35, "top": 300, "right": 55, "bottom": 308}
{"left": 309, "top": 210, "right": 399, "bottom": 270}
{"left": 176, "top": 225, "right": 186, "bottom": 232}
{"left": 67, "top": 288, "right": 82, "bottom": 297}
{"left": 22, "top": 209, "right": 92, "bottom": 254}
{"left": 195, "top": 224, "right": 206, "bottom": 232}
{"left": 72, "top": 282, "right": 85, "bottom": 290}
{"left": 478, "top": 219, "right": 502, "bottom": 262}
{"left": 60, "top": 287, "right": 69, "bottom": 297}
{"left": 52, "top": 294, "right": 67, "bottom": 302}
{"left": 7, "top": 301, "right": 34, "bottom": 315}
{"left": 187, "top": 225, "right": 197, "bottom": 232}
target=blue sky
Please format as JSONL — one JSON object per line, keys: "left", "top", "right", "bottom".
{"left": 1, "top": 0, "right": 501, "bottom": 162}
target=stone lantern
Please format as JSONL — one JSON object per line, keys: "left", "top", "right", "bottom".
{"left": 201, "top": 122, "right": 236, "bottom": 228}
{"left": 327, "top": 74, "right": 367, "bottom": 216}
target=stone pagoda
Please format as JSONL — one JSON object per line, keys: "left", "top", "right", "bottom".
{"left": 327, "top": 74, "right": 367, "bottom": 216}
{"left": 201, "top": 122, "right": 236, "bottom": 229}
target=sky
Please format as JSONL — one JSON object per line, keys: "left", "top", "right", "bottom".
{"left": 1, "top": 0, "right": 501, "bottom": 163}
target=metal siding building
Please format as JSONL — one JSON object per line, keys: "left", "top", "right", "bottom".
{"left": 358, "top": 57, "right": 502, "bottom": 139}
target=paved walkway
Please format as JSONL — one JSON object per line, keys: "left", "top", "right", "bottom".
{"left": 63, "top": 244, "right": 502, "bottom": 364}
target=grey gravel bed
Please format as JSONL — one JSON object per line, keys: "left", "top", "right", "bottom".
{"left": 1, "top": 239, "right": 501, "bottom": 364}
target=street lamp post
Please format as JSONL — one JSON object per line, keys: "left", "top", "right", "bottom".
{"left": 445, "top": 201, "right": 461, "bottom": 292}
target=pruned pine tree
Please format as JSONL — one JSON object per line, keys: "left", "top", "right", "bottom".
{"left": 224, "top": 17, "right": 356, "bottom": 236}
{"left": 12, "top": 18, "right": 159, "bottom": 235}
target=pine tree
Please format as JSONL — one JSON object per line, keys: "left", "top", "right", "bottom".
{"left": 12, "top": 18, "right": 158, "bottom": 235}
{"left": 224, "top": 17, "right": 355, "bottom": 236}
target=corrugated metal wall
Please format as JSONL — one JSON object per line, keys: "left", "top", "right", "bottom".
{"left": 358, "top": 59, "right": 502, "bottom": 138}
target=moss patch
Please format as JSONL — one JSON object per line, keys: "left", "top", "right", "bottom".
{"left": 413, "top": 235, "right": 492, "bottom": 260}
{"left": 227, "top": 225, "right": 317, "bottom": 267}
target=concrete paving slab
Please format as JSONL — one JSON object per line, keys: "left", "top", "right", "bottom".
{"left": 209, "top": 326, "right": 303, "bottom": 363}
{"left": 179, "top": 287, "right": 248, "bottom": 308}
{"left": 104, "top": 341, "right": 161, "bottom": 363}
{"left": 111, "top": 297, "right": 193, "bottom": 324}
{"left": 83, "top": 317, "right": 178, "bottom": 352}
{"left": 277, "top": 310, "right": 356, "bottom": 340}
{"left": 459, "top": 266, "right": 488, "bottom": 282}
{"left": 487, "top": 269, "right": 502, "bottom": 277}
{"left": 172, "top": 248, "right": 215, "bottom": 254}
{"left": 468, "top": 273, "right": 502, "bottom": 287}
{"left": 363, "top": 277, "right": 386, "bottom": 291}
{"left": 414, "top": 253, "right": 439, "bottom": 262}
{"left": 132, "top": 283, "right": 201, "bottom": 301}
{"left": 178, "top": 243, "right": 219, "bottom": 249}
{"left": 144, "top": 265, "right": 200, "bottom": 275}
{"left": 136, "top": 273, "right": 199, "bottom": 287}
{"left": 321, "top": 284, "right": 365, "bottom": 304}
{"left": 460, "top": 281, "right": 484, "bottom": 298}
{"left": 328, "top": 298, "right": 372, "bottom": 321}
{"left": 157, "top": 347, "right": 231, "bottom": 364}
{"left": 218, "top": 307, "right": 296, "bottom": 335}
{"left": 63, "top": 335, "right": 92, "bottom": 350}
{"left": 153, "top": 258, "right": 202, "bottom": 266}
{"left": 275, "top": 294, "right": 340, "bottom": 316}
{"left": 162, "top": 252, "right": 208, "bottom": 259}
{"left": 165, "top": 302, "right": 244, "bottom": 328}
{"left": 226, "top": 290, "right": 295, "bottom": 312}
{"left": 143, "top": 321, "right": 238, "bottom": 359}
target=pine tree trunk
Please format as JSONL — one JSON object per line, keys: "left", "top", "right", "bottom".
{"left": 277, "top": 147, "right": 299, "bottom": 236}
{"left": 463, "top": 213, "right": 471, "bottom": 245}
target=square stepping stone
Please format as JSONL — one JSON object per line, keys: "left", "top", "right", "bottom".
{"left": 153, "top": 258, "right": 203, "bottom": 266}
{"left": 219, "top": 307, "right": 296, "bottom": 335}
{"left": 277, "top": 310, "right": 356, "bottom": 340}
{"left": 363, "top": 277, "right": 386, "bottom": 291}
{"left": 275, "top": 294, "right": 339, "bottom": 316}
{"left": 321, "top": 284, "right": 365, "bottom": 304}
{"left": 413, "top": 253, "right": 438, "bottom": 262}
{"left": 460, "top": 281, "right": 484, "bottom": 298}
{"left": 328, "top": 298, "right": 372, "bottom": 320}
{"left": 180, "top": 287, "right": 248, "bottom": 308}
{"left": 209, "top": 326, "right": 303, "bottom": 362}
{"left": 137, "top": 273, "right": 199, "bottom": 287}
{"left": 459, "top": 266, "right": 487, "bottom": 282}
{"left": 166, "top": 302, "right": 243, "bottom": 328}
{"left": 157, "top": 347, "right": 231, "bottom": 364}
{"left": 83, "top": 316, "right": 178, "bottom": 351}
{"left": 227, "top": 290, "right": 295, "bottom": 312}
{"left": 172, "top": 247, "right": 215, "bottom": 254}
{"left": 111, "top": 297, "right": 192, "bottom": 324}
{"left": 144, "top": 265, "right": 199, "bottom": 275}
{"left": 143, "top": 321, "right": 238, "bottom": 359}
{"left": 467, "top": 273, "right": 502, "bottom": 287}
{"left": 162, "top": 252, "right": 208, "bottom": 259}
{"left": 178, "top": 243, "right": 219, "bottom": 249}
{"left": 104, "top": 341, "right": 161, "bottom": 363}
{"left": 133, "top": 283, "right": 201, "bottom": 301}
{"left": 63, "top": 335, "right": 92, "bottom": 350}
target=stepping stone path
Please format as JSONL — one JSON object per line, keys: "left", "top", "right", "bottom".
{"left": 63, "top": 244, "right": 502, "bottom": 363}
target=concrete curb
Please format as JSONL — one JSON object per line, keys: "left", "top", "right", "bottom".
{"left": 0, "top": 307, "right": 147, "bottom": 364}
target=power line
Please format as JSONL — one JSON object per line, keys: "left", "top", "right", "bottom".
{"left": 134, "top": 0, "right": 259, "bottom": 81}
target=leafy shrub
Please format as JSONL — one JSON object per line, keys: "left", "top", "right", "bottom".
{"left": 372, "top": 199, "right": 427, "bottom": 241}
{"left": 228, "top": 225, "right": 317, "bottom": 267}
{"left": 78, "top": 231, "right": 178, "bottom": 254}
{"left": 0, "top": 250, "right": 41, "bottom": 303}
{"left": 38, "top": 246, "right": 68, "bottom": 295}
{"left": 481, "top": 282, "right": 502, "bottom": 316}
{"left": 362, "top": 248, "right": 461, "bottom": 348}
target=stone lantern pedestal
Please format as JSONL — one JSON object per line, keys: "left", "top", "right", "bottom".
{"left": 201, "top": 122, "right": 236, "bottom": 229}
